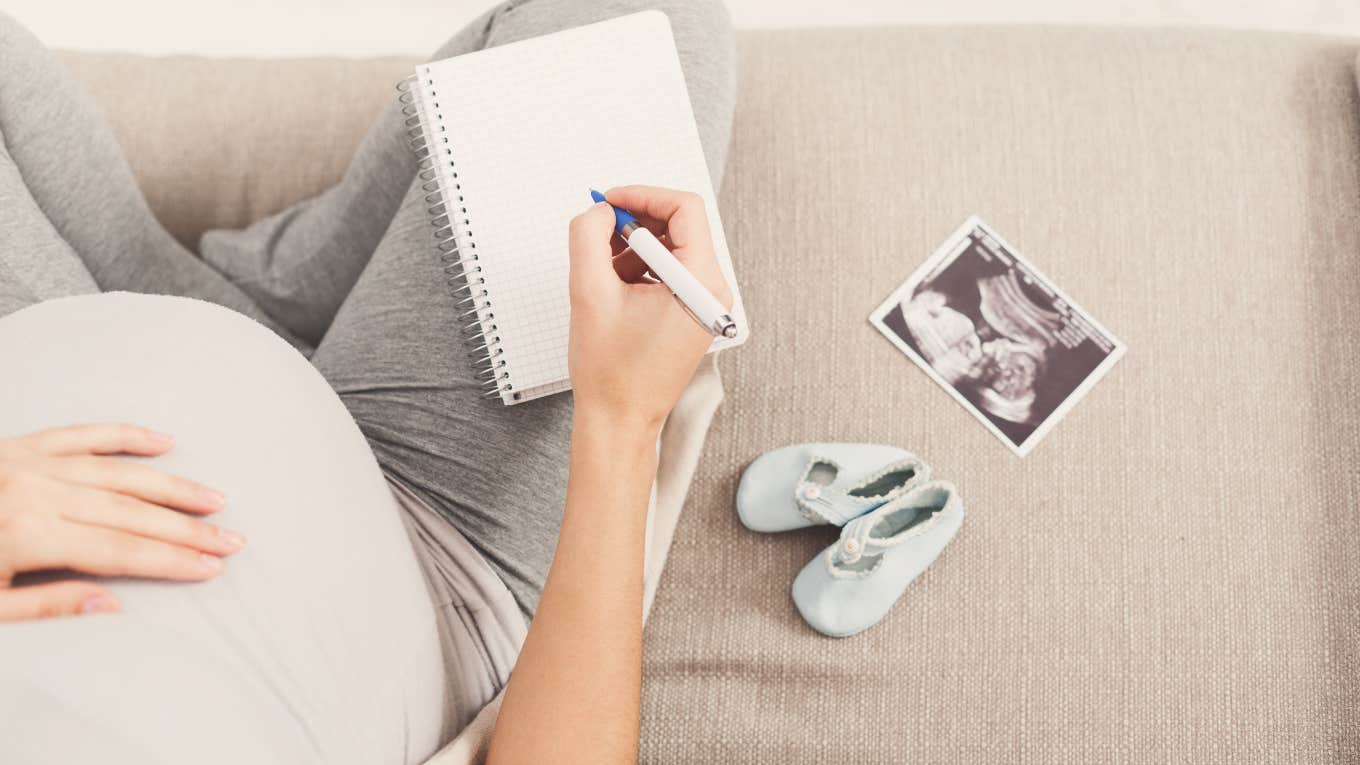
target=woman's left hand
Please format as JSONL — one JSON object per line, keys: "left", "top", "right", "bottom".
{"left": 0, "top": 424, "right": 244, "bottom": 622}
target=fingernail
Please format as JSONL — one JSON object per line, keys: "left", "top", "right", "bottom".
{"left": 199, "top": 554, "right": 224, "bottom": 574}
{"left": 148, "top": 430, "right": 175, "bottom": 447}
{"left": 217, "top": 527, "right": 246, "bottom": 550}
{"left": 199, "top": 487, "right": 226, "bottom": 510}
{"left": 81, "top": 595, "right": 119, "bottom": 614}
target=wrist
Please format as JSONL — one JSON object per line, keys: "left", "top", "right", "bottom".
{"left": 572, "top": 398, "right": 666, "bottom": 444}
{"left": 567, "top": 404, "right": 660, "bottom": 517}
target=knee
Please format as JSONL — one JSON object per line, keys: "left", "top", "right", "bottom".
{"left": 493, "top": 1, "right": 734, "bottom": 76}
{"left": 648, "top": 0, "right": 734, "bottom": 60}
{"left": 656, "top": 0, "right": 732, "bottom": 34}
{"left": 640, "top": 0, "right": 737, "bottom": 181}
{"left": 0, "top": 11, "right": 37, "bottom": 51}
{"left": 578, "top": 0, "right": 733, "bottom": 61}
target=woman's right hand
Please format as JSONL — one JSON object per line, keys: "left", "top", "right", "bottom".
{"left": 0, "top": 423, "right": 244, "bottom": 622}
{"left": 566, "top": 185, "right": 733, "bottom": 432}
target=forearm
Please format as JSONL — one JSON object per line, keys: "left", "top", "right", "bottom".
{"left": 491, "top": 182, "right": 727, "bottom": 761}
{"left": 487, "top": 407, "right": 658, "bottom": 764}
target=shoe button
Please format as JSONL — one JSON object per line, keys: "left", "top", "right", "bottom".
{"left": 843, "top": 538, "right": 860, "bottom": 554}
{"left": 802, "top": 485, "right": 821, "bottom": 500}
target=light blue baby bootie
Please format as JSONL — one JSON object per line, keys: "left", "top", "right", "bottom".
{"left": 736, "top": 443, "right": 930, "bottom": 533}
{"left": 792, "top": 480, "right": 963, "bottom": 637}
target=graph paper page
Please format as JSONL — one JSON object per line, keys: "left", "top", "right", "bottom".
{"left": 416, "top": 11, "right": 746, "bottom": 404}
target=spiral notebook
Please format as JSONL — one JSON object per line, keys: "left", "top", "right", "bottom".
{"left": 398, "top": 11, "right": 747, "bottom": 405}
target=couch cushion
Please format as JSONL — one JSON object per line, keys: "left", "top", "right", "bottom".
{"left": 639, "top": 26, "right": 1360, "bottom": 763}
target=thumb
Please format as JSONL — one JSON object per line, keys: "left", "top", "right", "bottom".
{"left": 568, "top": 201, "right": 621, "bottom": 294}
{"left": 0, "top": 581, "right": 120, "bottom": 622}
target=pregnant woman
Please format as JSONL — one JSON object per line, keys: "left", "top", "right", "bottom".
{"left": 0, "top": 2, "right": 734, "bottom": 763}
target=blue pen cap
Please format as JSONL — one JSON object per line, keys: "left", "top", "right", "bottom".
{"left": 590, "top": 189, "right": 637, "bottom": 236}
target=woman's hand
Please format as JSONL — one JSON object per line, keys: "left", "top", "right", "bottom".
{"left": 566, "top": 185, "right": 733, "bottom": 432}
{"left": 0, "top": 424, "right": 243, "bottom": 622}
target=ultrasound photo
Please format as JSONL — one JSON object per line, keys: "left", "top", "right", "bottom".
{"left": 870, "top": 218, "right": 1124, "bottom": 456}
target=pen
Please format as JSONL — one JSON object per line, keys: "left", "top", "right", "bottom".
{"left": 590, "top": 189, "right": 738, "bottom": 339}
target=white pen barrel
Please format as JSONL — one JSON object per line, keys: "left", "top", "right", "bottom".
{"left": 625, "top": 228, "right": 732, "bottom": 334}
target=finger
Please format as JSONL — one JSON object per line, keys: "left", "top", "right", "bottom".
{"left": 0, "top": 581, "right": 119, "bottom": 622}
{"left": 612, "top": 249, "right": 651, "bottom": 283}
{"left": 568, "top": 201, "right": 623, "bottom": 291}
{"left": 608, "top": 215, "right": 666, "bottom": 258}
{"left": 604, "top": 186, "right": 711, "bottom": 250}
{"left": 612, "top": 198, "right": 727, "bottom": 307}
{"left": 611, "top": 233, "right": 672, "bottom": 284}
{"left": 22, "top": 517, "right": 225, "bottom": 582}
{"left": 57, "top": 482, "right": 244, "bottom": 556}
{"left": 44, "top": 455, "right": 225, "bottom": 515}
{"left": 24, "top": 423, "right": 174, "bottom": 457}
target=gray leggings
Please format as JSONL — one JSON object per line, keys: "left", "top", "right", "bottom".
{"left": 0, "top": 0, "right": 734, "bottom": 617}
{"left": 0, "top": 2, "right": 733, "bottom": 762}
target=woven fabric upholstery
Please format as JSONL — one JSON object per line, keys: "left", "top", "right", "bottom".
{"left": 642, "top": 27, "right": 1360, "bottom": 764}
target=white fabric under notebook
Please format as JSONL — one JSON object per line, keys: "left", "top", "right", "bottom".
{"left": 400, "top": 11, "right": 747, "bottom": 405}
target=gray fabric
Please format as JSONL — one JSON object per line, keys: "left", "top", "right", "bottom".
{"left": 0, "top": 0, "right": 735, "bottom": 620}
{"left": 639, "top": 26, "right": 1360, "bottom": 763}
{"left": 0, "top": 139, "right": 96, "bottom": 307}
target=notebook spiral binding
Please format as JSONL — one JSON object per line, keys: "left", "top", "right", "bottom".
{"left": 398, "top": 73, "right": 515, "bottom": 400}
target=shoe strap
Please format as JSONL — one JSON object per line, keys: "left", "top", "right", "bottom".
{"left": 831, "top": 514, "right": 880, "bottom": 565}
{"left": 831, "top": 501, "right": 946, "bottom": 567}
{"left": 794, "top": 455, "right": 928, "bottom": 527}
{"left": 794, "top": 480, "right": 862, "bottom": 526}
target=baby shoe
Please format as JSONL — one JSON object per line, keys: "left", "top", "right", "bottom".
{"left": 736, "top": 443, "right": 930, "bottom": 533}
{"left": 792, "top": 480, "right": 963, "bottom": 637}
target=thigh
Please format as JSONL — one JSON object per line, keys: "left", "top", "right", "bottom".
{"left": 0, "top": 294, "right": 446, "bottom": 765}
{"left": 310, "top": 179, "right": 573, "bottom": 619}
{"left": 309, "top": 0, "right": 737, "bottom": 619}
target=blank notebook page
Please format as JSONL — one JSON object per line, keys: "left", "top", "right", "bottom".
{"left": 414, "top": 11, "right": 746, "bottom": 404}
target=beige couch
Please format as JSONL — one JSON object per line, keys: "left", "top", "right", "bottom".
{"left": 62, "top": 24, "right": 1360, "bottom": 763}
